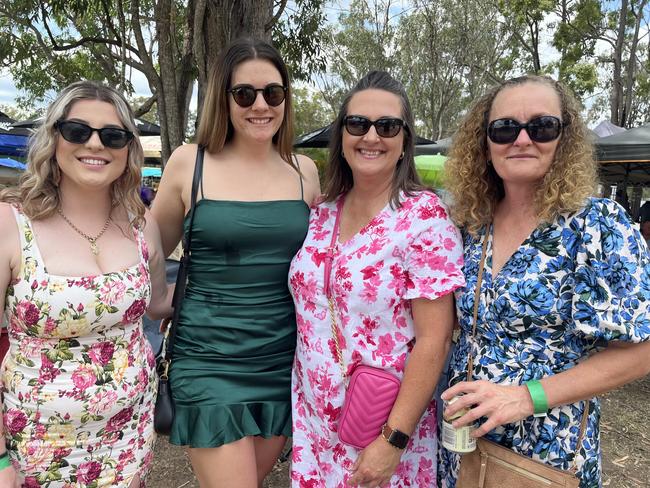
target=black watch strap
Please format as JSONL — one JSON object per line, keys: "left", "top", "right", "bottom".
{"left": 381, "top": 424, "right": 409, "bottom": 449}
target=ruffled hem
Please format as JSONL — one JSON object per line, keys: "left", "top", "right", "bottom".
{"left": 169, "top": 401, "right": 292, "bottom": 448}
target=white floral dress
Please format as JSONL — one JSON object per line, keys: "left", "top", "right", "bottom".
{"left": 1, "top": 207, "right": 157, "bottom": 487}
{"left": 289, "top": 191, "right": 465, "bottom": 487}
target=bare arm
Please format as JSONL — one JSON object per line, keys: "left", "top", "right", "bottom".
{"left": 151, "top": 144, "right": 197, "bottom": 257}
{"left": 348, "top": 293, "right": 455, "bottom": 486}
{"left": 0, "top": 203, "right": 21, "bottom": 485}
{"left": 444, "top": 339, "right": 650, "bottom": 437}
{"left": 142, "top": 209, "right": 174, "bottom": 320}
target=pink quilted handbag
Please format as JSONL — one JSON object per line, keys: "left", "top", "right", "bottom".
{"left": 338, "top": 365, "right": 401, "bottom": 449}
{"left": 324, "top": 196, "right": 401, "bottom": 449}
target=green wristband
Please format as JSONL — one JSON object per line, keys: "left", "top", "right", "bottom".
{"left": 0, "top": 452, "right": 11, "bottom": 471}
{"left": 525, "top": 380, "right": 549, "bottom": 416}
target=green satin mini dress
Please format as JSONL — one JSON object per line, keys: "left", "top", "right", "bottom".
{"left": 169, "top": 188, "right": 309, "bottom": 447}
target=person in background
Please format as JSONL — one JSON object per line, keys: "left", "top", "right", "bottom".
{"left": 0, "top": 81, "right": 172, "bottom": 487}
{"left": 439, "top": 74, "right": 650, "bottom": 488}
{"left": 289, "top": 71, "right": 464, "bottom": 486}
{"left": 151, "top": 38, "right": 320, "bottom": 486}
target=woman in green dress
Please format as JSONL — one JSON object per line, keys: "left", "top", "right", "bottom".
{"left": 152, "top": 38, "right": 320, "bottom": 487}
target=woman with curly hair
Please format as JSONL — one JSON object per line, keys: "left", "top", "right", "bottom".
{"left": 438, "top": 75, "right": 650, "bottom": 487}
{"left": 0, "top": 81, "right": 172, "bottom": 487}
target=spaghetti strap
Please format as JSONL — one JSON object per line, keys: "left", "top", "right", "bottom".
{"left": 299, "top": 171, "right": 304, "bottom": 200}
{"left": 293, "top": 154, "right": 304, "bottom": 200}
{"left": 199, "top": 147, "right": 206, "bottom": 201}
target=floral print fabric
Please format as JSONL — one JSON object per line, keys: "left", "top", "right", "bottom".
{"left": 437, "top": 198, "right": 650, "bottom": 488}
{"left": 290, "top": 191, "right": 465, "bottom": 487}
{"left": 2, "top": 207, "right": 157, "bottom": 487}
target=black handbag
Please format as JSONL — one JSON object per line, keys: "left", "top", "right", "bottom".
{"left": 154, "top": 146, "right": 204, "bottom": 435}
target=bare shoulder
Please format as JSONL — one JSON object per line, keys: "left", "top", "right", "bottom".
{"left": 294, "top": 153, "right": 321, "bottom": 204}
{"left": 155, "top": 143, "right": 199, "bottom": 209}
{"left": 164, "top": 143, "right": 199, "bottom": 177}
{"left": 295, "top": 153, "right": 319, "bottom": 179}
{"left": 0, "top": 202, "right": 19, "bottom": 239}
{"left": 0, "top": 202, "right": 21, "bottom": 269}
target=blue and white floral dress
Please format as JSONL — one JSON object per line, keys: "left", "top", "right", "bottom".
{"left": 438, "top": 198, "right": 650, "bottom": 488}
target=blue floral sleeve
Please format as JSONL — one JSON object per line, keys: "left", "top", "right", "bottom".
{"left": 571, "top": 198, "right": 650, "bottom": 344}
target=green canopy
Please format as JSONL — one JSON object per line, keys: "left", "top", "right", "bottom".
{"left": 415, "top": 154, "right": 446, "bottom": 188}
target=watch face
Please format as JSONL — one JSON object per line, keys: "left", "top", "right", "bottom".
{"left": 389, "top": 429, "right": 409, "bottom": 449}
{"left": 383, "top": 425, "right": 409, "bottom": 449}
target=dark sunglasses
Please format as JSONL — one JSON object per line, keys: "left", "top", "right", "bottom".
{"left": 343, "top": 115, "right": 405, "bottom": 138}
{"left": 487, "top": 116, "right": 566, "bottom": 144}
{"left": 55, "top": 120, "right": 134, "bottom": 149}
{"left": 227, "top": 83, "right": 287, "bottom": 108}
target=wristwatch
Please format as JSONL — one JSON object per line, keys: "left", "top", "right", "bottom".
{"left": 381, "top": 423, "right": 409, "bottom": 449}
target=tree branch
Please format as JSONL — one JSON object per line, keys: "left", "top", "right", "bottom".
{"left": 266, "top": 0, "right": 288, "bottom": 30}
{"left": 133, "top": 94, "right": 158, "bottom": 117}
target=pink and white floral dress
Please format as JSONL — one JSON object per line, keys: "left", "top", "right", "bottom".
{"left": 289, "top": 191, "right": 465, "bottom": 487}
{"left": 1, "top": 207, "right": 157, "bottom": 487}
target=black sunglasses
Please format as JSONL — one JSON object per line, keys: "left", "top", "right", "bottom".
{"left": 227, "top": 83, "right": 287, "bottom": 108}
{"left": 55, "top": 120, "right": 134, "bottom": 149}
{"left": 343, "top": 115, "right": 405, "bottom": 138}
{"left": 487, "top": 116, "right": 567, "bottom": 144}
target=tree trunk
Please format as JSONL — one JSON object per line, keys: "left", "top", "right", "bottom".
{"left": 194, "top": 0, "right": 274, "bottom": 130}
{"left": 610, "top": 0, "right": 628, "bottom": 126}
{"left": 622, "top": 0, "right": 647, "bottom": 128}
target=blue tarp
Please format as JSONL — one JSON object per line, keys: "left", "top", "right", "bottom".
{"left": 0, "top": 133, "right": 29, "bottom": 157}
{"left": 0, "top": 157, "right": 27, "bottom": 170}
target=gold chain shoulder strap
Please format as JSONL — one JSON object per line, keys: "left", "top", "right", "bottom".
{"left": 324, "top": 195, "right": 348, "bottom": 381}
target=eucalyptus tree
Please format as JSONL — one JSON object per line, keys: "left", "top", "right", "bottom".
{"left": 0, "top": 0, "right": 327, "bottom": 163}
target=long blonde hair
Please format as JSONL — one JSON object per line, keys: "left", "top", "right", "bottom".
{"left": 445, "top": 75, "right": 598, "bottom": 236}
{"left": 196, "top": 38, "right": 297, "bottom": 170}
{"left": 0, "top": 81, "right": 145, "bottom": 227}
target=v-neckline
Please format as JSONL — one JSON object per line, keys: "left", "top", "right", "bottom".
{"left": 486, "top": 223, "right": 537, "bottom": 281}
{"left": 335, "top": 195, "right": 392, "bottom": 247}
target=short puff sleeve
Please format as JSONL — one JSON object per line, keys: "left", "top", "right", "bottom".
{"left": 403, "top": 193, "right": 465, "bottom": 301}
{"left": 571, "top": 198, "right": 650, "bottom": 344}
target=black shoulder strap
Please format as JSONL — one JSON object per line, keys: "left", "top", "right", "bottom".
{"left": 164, "top": 145, "right": 204, "bottom": 361}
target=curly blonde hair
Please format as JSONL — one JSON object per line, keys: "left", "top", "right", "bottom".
{"left": 445, "top": 75, "right": 598, "bottom": 236}
{"left": 0, "top": 81, "right": 145, "bottom": 227}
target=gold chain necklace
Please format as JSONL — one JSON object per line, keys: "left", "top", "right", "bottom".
{"left": 57, "top": 208, "right": 112, "bottom": 256}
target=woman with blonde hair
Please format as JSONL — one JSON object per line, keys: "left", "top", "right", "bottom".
{"left": 152, "top": 38, "right": 320, "bottom": 486}
{"left": 438, "top": 74, "right": 650, "bottom": 487}
{"left": 0, "top": 80, "right": 172, "bottom": 487}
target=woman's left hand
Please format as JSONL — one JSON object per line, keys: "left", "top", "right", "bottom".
{"left": 347, "top": 436, "right": 402, "bottom": 487}
{"left": 442, "top": 380, "right": 534, "bottom": 438}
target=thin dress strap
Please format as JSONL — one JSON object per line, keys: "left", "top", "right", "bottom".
{"left": 10, "top": 206, "right": 31, "bottom": 252}
{"left": 199, "top": 153, "right": 206, "bottom": 201}
{"left": 10, "top": 206, "right": 43, "bottom": 275}
{"left": 293, "top": 154, "right": 304, "bottom": 200}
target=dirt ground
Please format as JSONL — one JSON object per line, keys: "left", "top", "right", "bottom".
{"left": 148, "top": 374, "right": 650, "bottom": 487}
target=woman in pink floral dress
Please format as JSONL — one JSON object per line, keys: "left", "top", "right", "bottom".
{"left": 0, "top": 81, "right": 172, "bottom": 487}
{"left": 289, "top": 71, "right": 465, "bottom": 487}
